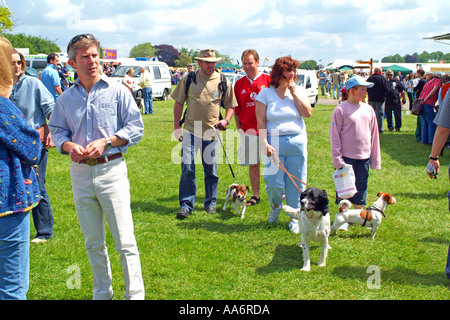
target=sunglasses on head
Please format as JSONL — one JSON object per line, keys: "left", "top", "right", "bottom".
{"left": 67, "top": 34, "right": 96, "bottom": 52}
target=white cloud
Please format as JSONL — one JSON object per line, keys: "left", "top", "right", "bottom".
{"left": 5, "top": 0, "right": 450, "bottom": 64}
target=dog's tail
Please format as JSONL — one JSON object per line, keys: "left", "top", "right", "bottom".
{"left": 338, "top": 200, "right": 352, "bottom": 213}
{"left": 282, "top": 205, "right": 299, "bottom": 219}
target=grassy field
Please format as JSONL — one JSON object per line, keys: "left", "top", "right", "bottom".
{"left": 27, "top": 96, "right": 450, "bottom": 300}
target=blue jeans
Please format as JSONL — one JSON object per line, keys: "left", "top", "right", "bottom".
{"left": 263, "top": 134, "right": 308, "bottom": 210}
{"left": 179, "top": 132, "right": 219, "bottom": 212}
{"left": 319, "top": 81, "right": 325, "bottom": 95}
{"left": 333, "top": 85, "right": 340, "bottom": 99}
{"left": 143, "top": 87, "right": 153, "bottom": 114}
{"left": 368, "top": 101, "right": 385, "bottom": 133}
{"left": 341, "top": 157, "right": 370, "bottom": 206}
{"left": 0, "top": 211, "right": 30, "bottom": 300}
{"left": 32, "top": 148, "right": 53, "bottom": 239}
{"left": 420, "top": 104, "right": 436, "bottom": 144}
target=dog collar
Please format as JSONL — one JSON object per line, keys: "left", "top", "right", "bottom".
{"left": 366, "top": 206, "right": 385, "bottom": 217}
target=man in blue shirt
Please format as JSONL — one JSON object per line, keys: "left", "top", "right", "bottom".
{"left": 11, "top": 49, "right": 55, "bottom": 243}
{"left": 48, "top": 34, "right": 145, "bottom": 300}
{"left": 40, "top": 53, "right": 62, "bottom": 101}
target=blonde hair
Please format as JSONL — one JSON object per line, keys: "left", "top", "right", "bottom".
{"left": 0, "top": 36, "right": 13, "bottom": 97}
{"left": 0, "top": 36, "right": 12, "bottom": 98}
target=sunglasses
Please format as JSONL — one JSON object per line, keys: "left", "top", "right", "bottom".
{"left": 386, "top": 74, "right": 394, "bottom": 76}
{"left": 67, "top": 34, "right": 96, "bottom": 52}
{"left": 12, "top": 60, "right": 22, "bottom": 66}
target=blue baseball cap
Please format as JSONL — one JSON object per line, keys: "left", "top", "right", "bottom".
{"left": 345, "top": 75, "right": 374, "bottom": 90}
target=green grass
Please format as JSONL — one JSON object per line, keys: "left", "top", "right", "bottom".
{"left": 27, "top": 98, "right": 450, "bottom": 300}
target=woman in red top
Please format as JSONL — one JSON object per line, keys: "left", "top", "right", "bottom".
{"left": 419, "top": 74, "right": 442, "bottom": 144}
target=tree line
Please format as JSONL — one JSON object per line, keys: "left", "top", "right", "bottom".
{"left": 381, "top": 51, "right": 450, "bottom": 63}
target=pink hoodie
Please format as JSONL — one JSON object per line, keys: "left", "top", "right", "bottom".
{"left": 330, "top": 100, "right": 381, "bottom": 170}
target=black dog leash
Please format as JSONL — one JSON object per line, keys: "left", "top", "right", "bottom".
{"left": 214, "top": 125, "right": 237, "bottom": 183}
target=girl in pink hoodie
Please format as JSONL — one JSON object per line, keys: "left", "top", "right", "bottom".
{"left": 330, "top": 76, "right": 381, "bottom": 211}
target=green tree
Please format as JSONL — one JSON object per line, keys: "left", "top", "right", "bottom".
{"left": 129, "top": 42, "right": 155, "bottom": 58}
{"left": 0, "top": 7, "right": 13, "bottom": 32}
{"left": 1, "top": 33, "right": 60, "bottom": 54}
{"left": 417, "top": 51, "right": 430, "bottom": 63}
{"left": 299, "top": 60, "right": 317, "bottom": 70}
{"left": 174, "top": 53, "right": 192, "bottom": 68}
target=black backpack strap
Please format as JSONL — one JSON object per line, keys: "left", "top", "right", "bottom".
{"left": 217, "top": 73, "right": 228, "bottom": 120}
{"left": 180, "top": 71, "right": 197, "bottom": 127}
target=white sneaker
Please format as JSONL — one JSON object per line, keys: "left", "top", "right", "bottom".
{"left": 31, "top": 237, "right": 48, "bottom": 243}
{"left": 288, "top": 219, "right": 300, "bottom": 234}
{"left": 268, "top": 205, "right": 282, "bottom": 223}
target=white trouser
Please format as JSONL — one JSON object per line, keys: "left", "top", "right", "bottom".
{"left": 70, "top": 158, "right": 144, "bottom": 300}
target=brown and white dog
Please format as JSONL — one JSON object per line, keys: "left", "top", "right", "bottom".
{"left": 223, "top": 184, "right": 249, "bottom": 219}
{"left": 283, "top": 188, "right": 331, "bottom": 272}
{"left": 331, "top": 192, "right": 396, "bottom": 239}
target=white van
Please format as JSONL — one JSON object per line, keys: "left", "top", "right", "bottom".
{"left": 110, "top": 58, "right": 172, "bottom": 107}
{"left": 296, "top": 69, "right": 319, "bottom": 107}
{"left": 24, "top": 54, "right": 48, "bottom": 71}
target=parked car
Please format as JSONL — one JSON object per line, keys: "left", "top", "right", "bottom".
{"left": 25, "top": 66, "right": 39, "bottom": 78}
{"left": 110, "top": 59, "right": 172, "bottom": 108}
{"left": 222, "top": 72, "right": 244, "bottom": 87}
{"left": 296, "top": 69, "right": 319, "bottom": 107}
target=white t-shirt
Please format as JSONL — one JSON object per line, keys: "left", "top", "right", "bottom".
{"left": 256, "top": 85, "right": 308, "bottom": 136}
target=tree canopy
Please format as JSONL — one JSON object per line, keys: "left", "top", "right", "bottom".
{"left": 0, "top": 7, "right": 13, "bottom": 32}
{"left": 1, "top": 32, "right": 61, "bottom": 54}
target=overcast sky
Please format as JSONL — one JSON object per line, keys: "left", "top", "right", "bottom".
{"left": 5, "top": 0, "right": 450, "bottom": 66}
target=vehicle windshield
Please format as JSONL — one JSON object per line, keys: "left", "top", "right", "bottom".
{"left": 112, "top": 66, "right": 142, "bottom": 78}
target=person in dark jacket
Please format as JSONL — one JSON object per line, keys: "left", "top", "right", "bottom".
{"left": 367, "top": 67, "right": 389, "bottom": 133}
{"left": 385, "top": 69, "right": 406, "bottom": 132}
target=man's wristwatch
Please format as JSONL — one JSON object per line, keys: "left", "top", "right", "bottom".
{"left": 105, "top": 137, "right": 112, "bottom": 150}
{"left": 429, "top": 155, "right": 439, "bottom": 161}
{"left": 225, "top": 119, "right": 230, "bottom": 125}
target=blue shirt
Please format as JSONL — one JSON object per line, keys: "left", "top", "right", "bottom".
{"left": 48, "top": 74, "right": 144, "bottom": 156}
{"left": 40, "top": 64, "right": 61, "bottom": 102}
{"left": 10, "top": 74, "right": 55, "bottom": 129}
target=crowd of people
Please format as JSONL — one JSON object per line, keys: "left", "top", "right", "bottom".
{"left": 1, "top": 31, "right": 449, "bottom": 299}
{"left": 319, "top": 67, "right": 449, "bottom": 146}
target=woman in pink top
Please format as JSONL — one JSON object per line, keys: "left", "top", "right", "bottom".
{"left": 330, "top": 76, "right": 381, "bottom": 213}
{"left": 419, "top": 75, "right": 442, "bottom": 144}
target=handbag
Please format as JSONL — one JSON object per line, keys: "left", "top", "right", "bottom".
{"left": 332, "top": 164, "right": 357, "bottom": 199}
{"left": 411, "top": 98, "right": 424, "bottom": 115}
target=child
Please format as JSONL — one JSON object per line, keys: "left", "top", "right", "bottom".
{"left": 330, "top": 76, "right": 381, "bottom": 229}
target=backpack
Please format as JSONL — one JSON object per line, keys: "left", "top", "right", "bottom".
{"left": 179, "top": 71, "right": 227, "bottom": 127}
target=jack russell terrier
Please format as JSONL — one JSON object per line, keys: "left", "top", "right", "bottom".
{"left": 223, "top": 183, "right": 249, "bottom": 219}
{"left": 283, "top": 187, "right": 331, "bottom": 272}
{"left": 331, "top": 192, "right": 396, "bottom": 239}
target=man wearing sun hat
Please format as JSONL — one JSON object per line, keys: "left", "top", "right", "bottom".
{"left": 172, "top": 49, "right": 237, "bottom": 220}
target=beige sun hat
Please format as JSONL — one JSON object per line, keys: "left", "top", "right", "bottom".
{"left": 194, "top": 49, "right": 223, "bottom": 63}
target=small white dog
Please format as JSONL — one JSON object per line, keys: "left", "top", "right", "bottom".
{"left": 223, "top": 183, "right": 249, "bottom": 219}
{"left": 331, "top": 192, "right": 396, "bottom": 239}
{"left": 283, "top": 188, "right": 331, "bottom": 272}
